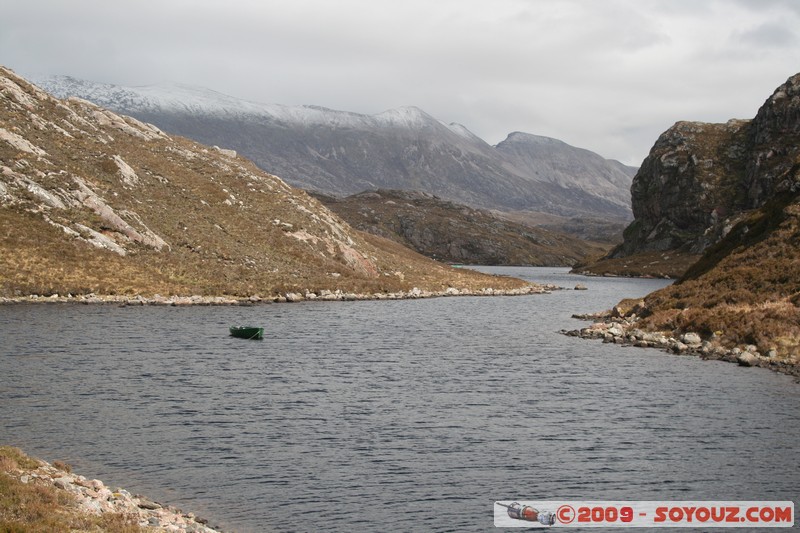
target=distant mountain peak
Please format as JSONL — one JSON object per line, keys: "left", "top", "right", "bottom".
{"left": 375, "top": 105, "right": 435, "bottom": 127}
{"left": 33, "top": 74, "right": 635, "bottom": 221}
{"left": 500, "top": 131, "right": 567, "bottom": 147}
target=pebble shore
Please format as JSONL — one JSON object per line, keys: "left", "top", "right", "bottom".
{"left": 563, "top": 314, "right": 800, "bottom": 379}
{"left": 7, "top": 456, "right": 223, "bottom": 532}
{"left": 0, "top": 284, "right": 558, "bottom": 306}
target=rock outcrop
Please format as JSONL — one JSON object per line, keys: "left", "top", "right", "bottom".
{"left": 744, "top": 73, "right": 800, "bottom": 207}
{"left": 563, "top": 314, "right": 799, "bottom": 378}
{"left": 611, "top": 119, "right": 750, "bottom": 256}
{"left": 0, "top": 446, "right": 221, "bottom": 532}
{"left": 608, "top": 72, "right": 800, "bottom": 261}
{"left": 571, "top": 73, "right": 800, "bottom": 375}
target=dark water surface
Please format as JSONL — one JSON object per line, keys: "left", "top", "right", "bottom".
{"left": 1, "top": 268, "right": 798, "bottom": 532}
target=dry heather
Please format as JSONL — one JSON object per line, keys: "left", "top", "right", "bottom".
{"left": 634, "top": 182, "right": 800, "bottom": 364}
{"left": 0, "top": 66, "right": 529, "bottom": 299}
{"left": 571, "top": 249, "right": 700, "bottom": 279}
{"left": 315, "top": 189, "right": 610, "bottom": 266}
{"left": 0, "top": 447, "right": 143, "bottom": 533}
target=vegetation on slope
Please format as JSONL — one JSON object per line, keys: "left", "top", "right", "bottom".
{"left": 314, "top": 189, "right": 611, "bottom": 266}
{"left": 0, "top": 66, "right": 529, "bottom": 299}
{"left": 0, "top": 447, "right": 143, "bottom": 533}
{"left": 635, "top": 180, "right": 800, "bottom": 362}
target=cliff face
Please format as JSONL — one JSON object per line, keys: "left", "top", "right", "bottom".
{"left": 745, "top": 73, "right": 800, "bottom": 208}
{"left": 610, "top": 72, "right": 800, "bottom": 260}
{"left": 614, "top": 119, "right": 750, "bottom": 256}
{"left": 588, "top": 73, "right": 800, "bottom": 369}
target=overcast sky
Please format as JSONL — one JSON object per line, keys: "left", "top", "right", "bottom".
{"left": 4, "top": 0, "right": 799, "bottom": 165}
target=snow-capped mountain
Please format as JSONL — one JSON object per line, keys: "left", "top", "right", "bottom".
{"left": 37, "top": 76, "right": 459, "bottom": 131}
{"left": 35, "top": 75, "right": 636, "bottom": 221}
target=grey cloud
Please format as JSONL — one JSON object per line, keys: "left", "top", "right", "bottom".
{"left": 731, "top": 0, "right": 800, "bottom": 16}
{"left": 733, "top": 23, "right": 798, "bottom": 47}
{"left": 2, "top": 0, "right": 800, "bottom": 166}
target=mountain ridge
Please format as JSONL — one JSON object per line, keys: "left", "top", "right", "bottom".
{"left": 0, "top": 66, "right": 538, "bottom": 299}
{"left": 34, "top": 75, "right": 637, "bottom": 227}
{"left": 312, "top": 189, "right": 610, "bottom": 266}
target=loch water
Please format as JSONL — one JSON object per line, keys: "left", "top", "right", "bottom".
{"left": 1, "top": 267, "right": 798, "bottom": 532}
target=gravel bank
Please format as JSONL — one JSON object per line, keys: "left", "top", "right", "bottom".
{"left": 4, "top": 453, "right": 224, "bottom": 532}
{"left": 563, "top": 314, "right": 800, "bottom": 379}
{"left": 0, "top": 283, "right": 559, "bottom": 306}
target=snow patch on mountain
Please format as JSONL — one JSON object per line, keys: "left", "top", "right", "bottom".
{"left": 501, "top": 131, "right": 567, "bottom": 146}
{"left": 374, "top": 106, "right": 435, "bottom": 128}
{"left": 30, "top": 74, "right": 636, "bottom": 220}
{"left": 34, "top": 76, "right": 269, "bottom": 118}
{"left": 445, "top": 122, "right": 486, "bottom": 143}
{"left": 34, "top": 76, "right": 449, "bottom": 132}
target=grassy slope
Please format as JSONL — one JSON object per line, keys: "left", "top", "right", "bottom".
{"left": 635, "top": 179, "right": 800, "bottom": 362}
{"left": 570, "top": 250, "right": 700, "bottom": 279}
{"left": 0, "top": 67, "right": 528, "bottom": 298}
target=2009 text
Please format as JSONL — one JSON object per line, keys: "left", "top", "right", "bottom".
{"left": 575, "top": 505, "right": 634, "bottom": 523}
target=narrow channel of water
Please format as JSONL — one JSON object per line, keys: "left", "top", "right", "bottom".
{"left": 1, "top": 268, "right": 797, "bottom": 531}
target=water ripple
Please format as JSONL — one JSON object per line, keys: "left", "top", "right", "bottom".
{"left": 1, "top": 268, "right": 798, "bottom": 532}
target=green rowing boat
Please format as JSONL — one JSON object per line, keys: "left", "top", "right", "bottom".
{"left": 229, "top": 326, "right": 264, "bottom": 340}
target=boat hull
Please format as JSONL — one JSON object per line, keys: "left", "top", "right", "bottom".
{"left": 229, "top": 326, "right": 264, "bottom": 340}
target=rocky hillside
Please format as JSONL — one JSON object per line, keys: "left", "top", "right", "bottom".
{"left": 591, "top": 177, "right": 800, "bottom": 375}
{"left": 313, "top": 189, "right": 609, "bottom": 266}
{"left": 0, "top": 66, "right": 534, "bottom": 299}
{"left": 581, "top": 72, "right": 800, "bottom": 277}
{"left": 573, "top": 73, "right": 800, "bottom": 374}
{"left": 34, "top": 76, "right": 636, "bottom": 228}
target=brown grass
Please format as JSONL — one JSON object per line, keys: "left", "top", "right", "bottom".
{"left": 1, "top": 69, "right": 531, "bottom": 299}
{"left": 633, "top": 185, "right": 800, "bottom": 361}
{"left": 571, "top": 249, "right": 700, "bottom": 279}
{"left": 0, "top": 447, "right": 145, "bottom": 533}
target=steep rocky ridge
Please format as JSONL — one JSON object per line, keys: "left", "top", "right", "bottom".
{"left": 0, "top": 66, "right": 533, "bottom": 299}
{"left": 744, "top": 74, "right": 800, "bottom": 207}
{"left": 571, "top": 73, "right": 800, "bottom": 374}
{"left": 34, "top": 76, "right": 636, "bottom": 228}
{"left": 313, "top": 189, "right": 609, "bottom": 266}
{"left": 579, "top": 72, "right": 800, "bottom": 277}
{"left": 614, "top": 119, "right": 751, "bottom": 256}
{"left": 595, "top": 177, "right": 800, "bottom": 373}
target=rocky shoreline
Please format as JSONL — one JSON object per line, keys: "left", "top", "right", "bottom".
{"left": 3, "top": 453, "right": 223, "bottom": 532}
{"left": 0, "top": 283, "right": 559, "bottom": 306}
{"left": 563, "top": 314, "right": 800, "bottom": 379}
